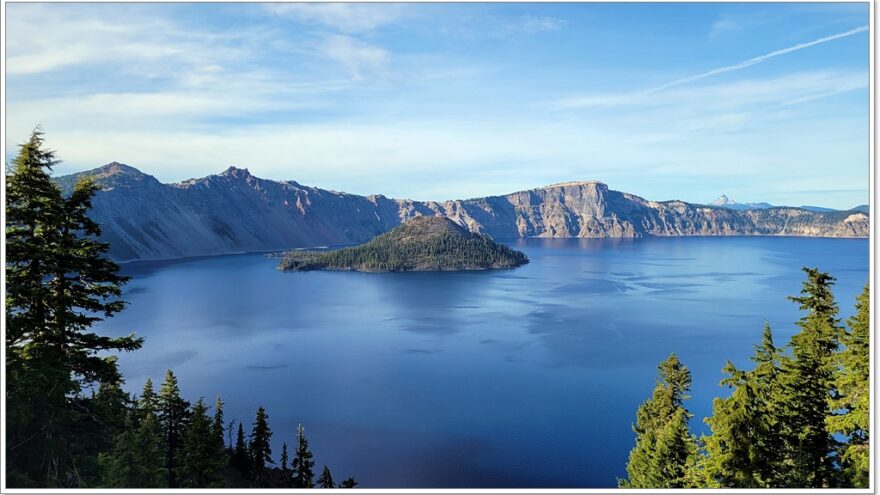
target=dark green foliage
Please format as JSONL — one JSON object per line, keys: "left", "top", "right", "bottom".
{"left": 340, "top": 477, "right": 359, "bottom": 488}
{"left": 318, "top": 465, "right": 335, "bottom": 488}
{"left": 249, "top": 407, "right": 273, "bottom": 486}
{"left": 157, "top": 370, "right": 190, "bottom": 488}
{"left": 621, "top": 353, "right": 699, "bottom": 488}
{"left": 5, "top": 131, "right": 354, "bottom": 489}
{"left": 232, "top": 422, "right": 250, "bottom": 477}
{"left": 211, "top": 396, "right": 228, "bottom": 458}
{"left": 99, "top": 411, "right": 165, "bottom": 487}
{"left": 643, "top": 269, "right": 869, "bottom": 489}
{"left": 774, "top": 268, "right": 842, "bottom": 487}
{"left": 279, "top": 443, "right": 292, "bottom": 487}
{"left": 181, "top": 398, "right": 225, "bottom": 487}
{"left": 5, "top": 128, "right": 142, "bottom": 487}
{"left": 139, "top": 378, "right": 159, "bottom": 418}
{"left": 279, "top": 216, "right": 528, "bottom": 272}
{"left": 292, "top": 423, "right": 316, "bottom": 488}
{"left": 703, "top": 323, "right": 782, "bottom": 487}
{"left": 828, "top": 283, "right": 870, "bottom": 487}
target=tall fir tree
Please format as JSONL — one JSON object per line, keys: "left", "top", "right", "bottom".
{"left": 180, "top": 398, "right": 224, "bottom": 487}
{"left": 249, "top": 407, "right": 273, "bottom": 487}
{"left": 5, "top": 129, "right": 141, "bottom": 486}
{"left": 212, "top": 396, "right": 226, "bottom": 450}
{"left": 232, "top": 422, "right": 250, "bottom": 477}
{"left": 318, "top": 465, "right": 335, "bottom": 488}
{"left": 157, "top": 370, "right": 190, "bottom": 488}
{"left": 292, "top": 423, "right": 316, "bottom": 488}
{"left": 703, "top": 324, "right": 783, "bottom": 487}
{"left": 828, "top": 283, "right": 870, "bottom": 487}
{"left": 99, "top": 412, "right": 166, "bottom": 488}
{"left": 280, "top": 443, "right": 292, "bottom": 487}
{"left": 139, "top": 378, "right": 159, "bottom": 419}
{"left": 775, "top": 268, "right": 842, "bottom": 487}
{"left": 621, "top": 353, "right": 699, "bottom": 488}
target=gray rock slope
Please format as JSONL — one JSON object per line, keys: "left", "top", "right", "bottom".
{"left": 54, "top": 163, "right": 869, "bottom": 262}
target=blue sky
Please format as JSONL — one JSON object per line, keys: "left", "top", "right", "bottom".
{"left": 4, "top": 2, "right": 870, "bottom": 207}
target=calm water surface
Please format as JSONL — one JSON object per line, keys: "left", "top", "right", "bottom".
{"left": 96, "top": 237, "right": 868, "bottom": 488}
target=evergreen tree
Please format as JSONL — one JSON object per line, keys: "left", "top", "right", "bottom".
{"left": 232, "top": 422, "right": 250, "bottom": 477}
{"left": 249, "top": 406, "right": 273, "bottom": 487}
{"left": 292, "top": 423, "right": 316, "bottom": 488}
{"left": 318, "top": 465, "right": 335, "bottom": 488}
{"left": 703, "top": 324, "right": 782, "bottom": 487}
{"left": 5, "top": 129, "right": 141, "bottom": 486}
{"left": 99, "top": 413, "right": 165, "bottom": 487}
{"left": 212, "top": 396, "right": 226, "bottom": 450}
{"left": 180, "top": 398, "right": 224, "bottom": 487}
{"left": 139, "top": 378, "right": 159, "bottom": 419}
{"left": 621, "top": 353, "right": 699, "bottom": 488}
{"left": 280, "top": 443, "right": 292, "bottom": 487}
{"left": 340, "top": 477, "right": 359, "bottom": 488}
{"left": 828, "top": 284, "right": 870, "bottom": 487}
{"left": 775, "top": 268, "right": 842, "bottom": 487}
{"left": 157, "top": 370, "right": 189, "bottom": 488}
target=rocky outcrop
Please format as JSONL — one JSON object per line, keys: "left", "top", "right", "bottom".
{"left": 54, "top": 163, "right": 869, "bottom": 262}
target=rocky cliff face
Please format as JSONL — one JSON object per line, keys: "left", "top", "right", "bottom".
{"left": 54, "top": 163, "right": 870, "bottom": 262}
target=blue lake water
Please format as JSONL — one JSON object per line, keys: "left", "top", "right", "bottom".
{"left": 96, "top": 236, "right": 868, "bottom": 488}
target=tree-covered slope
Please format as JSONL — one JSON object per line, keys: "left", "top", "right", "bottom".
{"left": 279, "top": 216, "right": 529, "bottom": 272}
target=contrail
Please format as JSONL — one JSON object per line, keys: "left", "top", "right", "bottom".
{"left": 642, "top": 25, "right": 868, "bottom": 95}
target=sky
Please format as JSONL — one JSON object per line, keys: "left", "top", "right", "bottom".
{"left": 4, "top": 2, "right": 870, "bottom": 208}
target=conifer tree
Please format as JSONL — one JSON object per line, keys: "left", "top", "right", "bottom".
{"left": 232, "top": 422, "right": 250, "bottom": 477}
{"left": 318, "top": 465, "right": 335, "bottom": 488}
{"left": 703, "top": 325, "right": 782, "bottom": 487}
{"left": 280, "top": 443, "right": 292, "bottom": 487}
{"left": 139, "top": 378, "right": 159, "bottom": 419}
{"left": 292, "top": 423, "right": 316, "bottom": 488}
{"left": 249, "top": 407, "right": 273, "bottom": 487}
{"left": 180, "top": 398, "right": 224, "bottom": 487}
{"left": 93, "top": 369, "right": 133, "bottom": 452}
{"left": 212, "top": 397, "right": 226, "bottom": 450}
{"left": 5, "top": 129, "right": 141, "bottom": 486}
{"left": 621, "top": 353, "right": 698, "bottom": 488}
{"left": 340, "top": 477, "right": 358, "bottom": 488}
{"left": 828, "top": 284, "right": 870, "bottom": 487}
{"left": 157, "top": 370, "right": 189, "bottom": 488}
{"left": 775, "top": 268, "right": 842, "bottom": 487}
{"left": 99, "top": 412, "right": 165, "bottom": 488}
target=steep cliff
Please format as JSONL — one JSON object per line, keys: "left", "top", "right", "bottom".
{"left": 54, "top": 163, "right": 869, "bottom": 262}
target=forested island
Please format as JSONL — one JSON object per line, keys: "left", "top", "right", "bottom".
{"left": 278, "top": 216, "right": 529, "bottom": 272}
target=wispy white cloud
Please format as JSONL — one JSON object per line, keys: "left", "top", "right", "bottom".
{"left": 555, "top": 25, "right": 868, "bottom": 110}
{"left": 4, "top": 4, "right": 260, "bottom": 84}
{"left": 264, "top": 3, "right": 407, "bottom": 33}
{"left": 552, "top": 70, "right": 866, "bottom": 114}
{"left": 320, "top": 35, "right": 391, "bottom": 81}
{"left": 645, "top": 25, "right": 867, "bottom": 94}
{"left": 516, "top": 15, "right": 565, "bottom": 34}
{"left": 710, "top": 15, "right": 742, "bottom": 38}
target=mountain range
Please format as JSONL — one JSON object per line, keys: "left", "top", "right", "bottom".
{"left": 54, "top": 163, "right": 870, "bottom": 262}
{"left": 709, "top": 194, "right": 867, "bottom": 213}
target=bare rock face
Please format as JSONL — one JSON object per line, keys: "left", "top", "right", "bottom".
{"left": 54, "top": 163, "right": 869, "bottom": 262}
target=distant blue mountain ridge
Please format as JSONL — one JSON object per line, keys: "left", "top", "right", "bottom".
{"left": 709, "top": 194, "right": 868, "bottom": 213}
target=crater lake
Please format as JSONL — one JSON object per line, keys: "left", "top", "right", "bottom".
{"left": 95, "top": 236, "right": 868, "bottom": 488}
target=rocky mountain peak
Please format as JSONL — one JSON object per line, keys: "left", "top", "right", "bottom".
{"left": 711, "top": 194, "right": 735, "bottom": 206}
{"left": 96, "top": 162, "right": 146, "bottom": 178}
{"left": 220, "top": 166, "right": 252, "bottom": 179}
